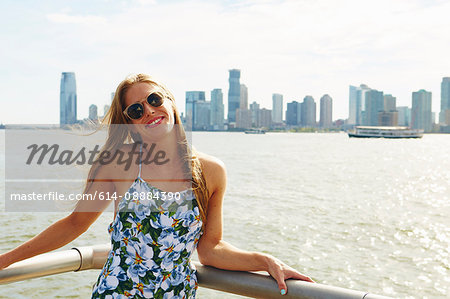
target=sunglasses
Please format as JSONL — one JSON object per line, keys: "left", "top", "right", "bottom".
{"left": 123, "top": 92, "right": 165, "bottom": 120}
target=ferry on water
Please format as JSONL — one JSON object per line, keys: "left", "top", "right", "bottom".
{"left": 348, "top": 126, "right": 423, "bottom": 138}
{"left": 244, "top": 128, "right": 266, "bottom": 134}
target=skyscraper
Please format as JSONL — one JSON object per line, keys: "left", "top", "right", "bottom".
{"left": 60, "top": 72, "right": 77, "bottom": 125}
{"left": 185, "top": 91, "right": 205, "bottom": 130}
{"left": 227, "top": 69, "right": 241, "bottom": 123}
{"left": 210, "top": 89, "right": 224, "bottom": 130}
{"left": 397, "top": 106, "right": 411, "bottom": 127}
{"left": 194, "top": 100, "right": 210, "bottom": 130}
{"left": 89, "top": 104, "right": 98, "bottom": 120}
{"left": 364, "top": 89, "right": 384, "bottom": 126}
{"left": 301, "top": 96, "right": 316, "bottom": 127}
{"left": 348, "top": 84, "right": 370, "bottom": 125}
{"left": 272, "top": 94, "right": 283, "bottom": 124}
{"left": 412, "top": 89, "right": 432, "bottom": 132}
{"left": 440, "top": 77, "right": 450, "bottom": 125}
{"left": 384, "top": 94, "right": 396, "bottom": 112}
{"left": 319, "top": 94, "right": 333, "bottom": 128}
{"left": 240, "top": 84, "right": 248, "bottom": 109}
{"left": 249, "top": 101, "right": 260, "bottom": 127}
{"left": 286, "top": 101, "right": 301, "bottom": 126}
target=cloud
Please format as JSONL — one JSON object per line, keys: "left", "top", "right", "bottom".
{"left": 46, "top": 13, "right": 107, "bottom": 25}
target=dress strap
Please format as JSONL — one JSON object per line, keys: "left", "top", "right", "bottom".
{"left": 138, "top": 143, "right": 142, "bottom": 178}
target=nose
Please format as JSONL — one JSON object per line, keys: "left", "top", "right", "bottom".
{"left": 143, "top": 101, "right": 156, "bottom": 115}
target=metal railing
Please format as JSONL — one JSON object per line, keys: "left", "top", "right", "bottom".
{"left": 0, "top": 244, "right": 393, "bottom": 299}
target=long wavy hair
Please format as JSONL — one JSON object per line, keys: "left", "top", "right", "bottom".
{"left": 82, "top": 73, "right": 209, "bottom": 226}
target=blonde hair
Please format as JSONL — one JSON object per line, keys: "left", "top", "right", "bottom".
{"left": 83, "top": 74, "right": 209, "bottom": 226}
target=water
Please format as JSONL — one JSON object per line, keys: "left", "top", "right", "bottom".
{"left": 0, "top": 131, "right": 449, "bottom": 298}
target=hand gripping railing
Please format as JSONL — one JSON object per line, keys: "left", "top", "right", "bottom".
{"left": 0, "top": 244, "right": 393, "bottom": 299}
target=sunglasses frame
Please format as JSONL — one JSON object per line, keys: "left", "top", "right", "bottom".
{"left": 123, "top": 91, "right": 166, "bottom": 120}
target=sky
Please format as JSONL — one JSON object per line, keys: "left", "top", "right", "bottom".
{"left": 1, "top": 0, "right": 450, "bottom": 124}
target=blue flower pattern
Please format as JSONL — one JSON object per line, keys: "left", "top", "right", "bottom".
{"left": 92, "top": 177, "right": 203, "bottom": 299}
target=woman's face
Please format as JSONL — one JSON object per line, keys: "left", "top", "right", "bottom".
{"left": 124, "top": 82, "right": 175, "bottom": 139}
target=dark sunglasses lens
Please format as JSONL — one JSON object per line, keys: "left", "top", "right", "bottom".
{"left": 147, "top": 93, "right": 164, "bottom": 107}
{"left": 127, "top": 103, "right": 144, "bottom": 119}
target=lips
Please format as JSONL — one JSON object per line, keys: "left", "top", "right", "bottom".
{"left": 145, "top": 116, "right": 164, "bottom": 128}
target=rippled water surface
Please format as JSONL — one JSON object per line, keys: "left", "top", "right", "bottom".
{"left": 1, "top": 131, "right": 449, "bottom": 298}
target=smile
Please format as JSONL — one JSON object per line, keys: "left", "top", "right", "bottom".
{"left": 145, "top": 116, "right": 164, "bottom": 128}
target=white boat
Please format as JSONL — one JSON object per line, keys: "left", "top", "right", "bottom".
{"left": 348, "top": 126, "right": 423, "bottom": 138}
{"left": 244, "top": 129, "right": 266, "bottom": 134}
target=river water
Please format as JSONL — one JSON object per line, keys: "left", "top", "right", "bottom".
{"left": 0, "top": 131, "right": 449, "bottom": 298}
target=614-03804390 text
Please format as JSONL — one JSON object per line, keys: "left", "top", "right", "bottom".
{"left": 9, "top": 191, "right": 182, "bottom": 201}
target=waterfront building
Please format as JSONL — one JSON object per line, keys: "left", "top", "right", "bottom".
{"left": 411, "top": 89, "right": 432, "bottom": 132}
{"left": 194, "top": 100, "right": 210, "bottom": 130}
{"left": 185, "top": 91, "right": 205, "bottom": 130}
{"left": 257, "top": 108, "right": 272, "bottom": 128}
{"left": 240, "top": 84, "right": 248, "bottom": 110}
{"left": 286, "top": 101, "right": 301, "bottom": 126}
{"left": 210, "top": 89, "right": 224, "bottom": 130}
{"left": 319, "top": 94, "right": 333, "bottom": 128}
{"left": 364, "top": 89, "right": 384, "bottom": 126}
{"left": 397, "top": 106, "right": 411, "bottom": 127}
{"left": 301, "top": 96, "right": 316, "bottom": 127}
{"left": 440, "top": 77, "right": 450, "bottom": 125}
{"left": 249, "top": 101, "right": 260, "bottom": 127}
{"left": 272, "top": 94, "right": 283, "bottom": 124}
{"left": 236, "top": 108, "right": 252, "bottom": 129}
{"left": 227, "top": 69, "right": 241, "bottom": 123}
{"left": 384, "top": 94, "right": 396, "bottom": 112}
{"left": 348, "top": 84, "right": 370, "bottom": 125}
{"left": 60, "top": 72, "right": 77, "bottom": 125}
{"left": 89, "top": 104, "right": 98, "bottom": 121}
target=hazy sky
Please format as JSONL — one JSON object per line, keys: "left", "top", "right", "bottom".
{"left": 1, "top": 0, "right": 450, "bottom": 124}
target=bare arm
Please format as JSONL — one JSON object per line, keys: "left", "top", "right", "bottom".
{"left": 0, "top": 167, "right": 114, "bottom": 270}
{"left": 196, "top": 155, "right": 314, "bottom": 295}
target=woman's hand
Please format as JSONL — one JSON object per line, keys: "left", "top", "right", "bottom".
{"left": 266, "top": 255, "right": 315, "bottom": 295}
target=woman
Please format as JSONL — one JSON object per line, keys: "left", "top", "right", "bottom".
{"left": 0, "top": 74, "right": 314, "bottom": 298}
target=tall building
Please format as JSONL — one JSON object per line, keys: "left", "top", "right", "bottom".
{"left": 440, "top": 77, "right": 450, "bottom": 125}
{"left": 194, "top": 100, "right": 210, "bottom": 130}
{"left": 60, "top": 72, "right": 77, "bottom": 125}
{"left": 286, "top": 101, "right": 301, "bottom": 126}
{"left": 397, "top": 106, "right": 411, "bottom": 127}
{"left": 412, "top": 89, "right": 432, "bottom": 132}
{"left": 185, "top": 91, "right": 205, "bottom": 130}
{"left": 240, "top": 84, "right": 248, "bottom": 110}
{"left": 236, "top": 108, "right": 252, "bottom": 129}
{"left": 364, "top": 89, "right": 384, "bottom": 126}
{"left": 89, "top": 104, "right": 98, "bottom": 120}
{"left": 249, "top": 101, "right": 260, "bottom": 127}
{"left": 257, "top": 108, "right": 272, "bottom": 128}
{"left": 272, "top": 94, "right": 283, "bottom": 124}
{"left": 319, "top": 94, "right": 333, "bottom": 128}
{"left": 210, "top": 89, "right": 224, "bottom": 130}
{"left": 348, "top": 84, "right": 370, "bottom": 125}
{"left": 227, "top": 69, "right": 241, "bottom": 123}
{"left": 301, "top": 96, "right": 316, "bottom": 127}
{"left": 384, "top": 94, "right": 396, "bottom": 112}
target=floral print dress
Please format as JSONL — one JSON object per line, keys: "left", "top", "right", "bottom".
{"left": 91, "top": 175, "right": 203, "bottom": 299}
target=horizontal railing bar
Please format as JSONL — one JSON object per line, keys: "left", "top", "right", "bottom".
{"left": 0, "top": 244, "right": 393, "bottom": 299}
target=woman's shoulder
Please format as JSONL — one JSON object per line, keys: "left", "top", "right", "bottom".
{"left": 196, "top": 151, "right": 225, "bottom": 172}
{"left": 196, "top": 151, "right": 226, "bottom": 191}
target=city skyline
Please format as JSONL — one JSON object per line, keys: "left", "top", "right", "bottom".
{"left": 1, "top": 0, "right": 450, "bottom": 124}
